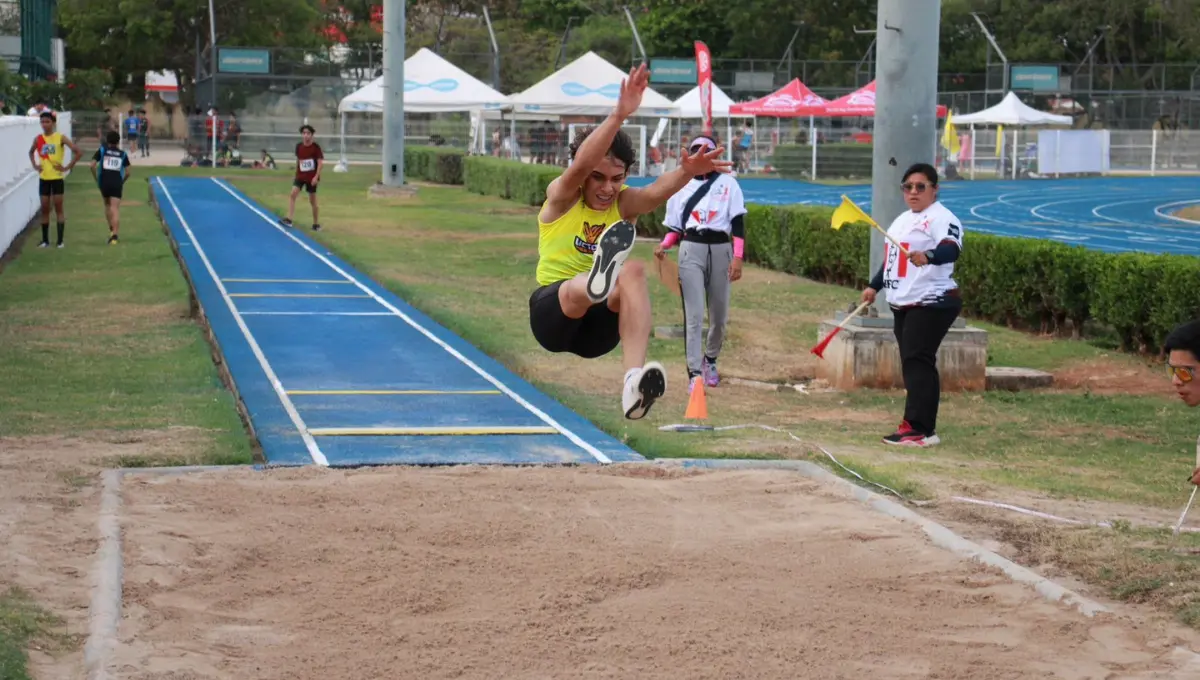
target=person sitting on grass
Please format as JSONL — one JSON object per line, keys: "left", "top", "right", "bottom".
{"left": 528, "top": 62, "right": 731, "bottom": 420}
{"left": 1165, "top": 320, "right": 1200, "bottom": 484}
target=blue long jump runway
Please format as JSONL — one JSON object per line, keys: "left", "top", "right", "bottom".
{"left": 151, "top": 176, "right": 644, "bottom": 468}
{"left": 627, "top": 176, "right": 1200, "bottom": 256}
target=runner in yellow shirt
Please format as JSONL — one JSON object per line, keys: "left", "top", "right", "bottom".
{"left": 28, "top": 111, "right": 81, "bottom": 248}
{"left": 528, "top": 63, "right": 730, "bottom": 419}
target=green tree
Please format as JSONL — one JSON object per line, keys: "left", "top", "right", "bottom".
{"left": 57, "top": 0, "right": 323, "bottom": 105}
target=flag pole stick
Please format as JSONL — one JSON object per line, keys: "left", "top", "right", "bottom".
{"left": 839, "top": 195, "right": 910, "bottom": 257}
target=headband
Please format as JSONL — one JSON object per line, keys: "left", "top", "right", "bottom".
{"left": 688, "top": 135, "right": 717, "bottom": 152}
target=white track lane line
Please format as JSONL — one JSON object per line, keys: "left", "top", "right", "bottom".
{"left": 156, "top": 178, "right": 329, "bottom": 466}
{"left": 210, "top": 177, "right": 614, "bottom": 465}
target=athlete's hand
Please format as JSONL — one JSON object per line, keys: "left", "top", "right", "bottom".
{"left": 1191, "top": 466, "right": 1200, "bottom": 486}
{"left": 908, "top": 250, "right": 929, "bottom": 267}
{"left": 680, "top": 145, "right": 733, "bottom": 176}
{"left": 653, "top": 244, "right": 666, "bottom": 260}
{"left": 615, "top": 63, "right": 649, "bottom": 120}
{"left": 729, "top": 257, "right": 743, "bottom": 282}
{"left": 861, "top": 287, "right": 877, "bottom": 304}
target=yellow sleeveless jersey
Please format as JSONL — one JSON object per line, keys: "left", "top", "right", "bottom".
{"left": 535, "top": 186, "right": 627, "bottom": 287}
{"left": 35, "top": 132, "right": 65, "bottom": 180}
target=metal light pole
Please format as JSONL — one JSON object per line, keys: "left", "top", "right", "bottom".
{"left": 868, "top": 0, "right": 942, "bottom": 316}
{"left": 208, "top": 0, "right": 217, "bottom": 108}
{"left": 381, "top": 0, "right": 406, "bottom": 186}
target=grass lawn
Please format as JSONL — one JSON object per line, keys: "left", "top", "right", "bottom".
{"left": 0, "top": 586, "right": 76, "bottom": 680}
{"left": 0, "top": 171, "right": 252, "bottom": 467}
{"left": 212, "top": 165, "right": 1200, "bottom": 625}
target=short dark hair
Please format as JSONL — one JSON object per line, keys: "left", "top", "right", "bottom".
{"left": 569, "top": 127, "right": 635, "bottom": 171}
{"left": 1164, "top": 319, "right": 1200, "bottom": 359}
{"left": 903, "top": 162, "right": 938, "bottom": 186}
{"left": 300, "top": 124, "right": 315, "bottom": 134}
{"left": 106, "top": 130, "right": 120, "bottom": 145}
{"left": 39, "top": 111, "right": 54, "bottom": 122}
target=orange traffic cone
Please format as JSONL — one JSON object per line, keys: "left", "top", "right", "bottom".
{"left": 684, "top": 376, "right": 708, "bottom": 420}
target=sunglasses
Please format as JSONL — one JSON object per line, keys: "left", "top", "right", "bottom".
{"left": 901, "top": 182, "right": 932, "bottom": 193}
{"left": 1169, "top": 364, "right": 1196, "bottom": 383}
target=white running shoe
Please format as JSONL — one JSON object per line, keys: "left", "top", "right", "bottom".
{"left": 622, "top": 362, "right": 667, "bottom": 420}
{"left": 586, "top": 220, "right": 636, "bottom": 303}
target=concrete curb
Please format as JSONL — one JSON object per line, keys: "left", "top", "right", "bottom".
{"left": 652, "top": 458, "right": 1112, "bottom": 618}
{"left": 83, "top": 470, "right": 123, "bottom": 680}
{"left": 83, "top": 464, "right": 259, "bottom": 678}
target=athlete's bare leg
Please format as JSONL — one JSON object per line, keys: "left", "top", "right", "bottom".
{"left": 556, "top": 260, "right": 650, "bottom": 373}
{"left": 286, "top": 186, "right": 300, "bottom": 222}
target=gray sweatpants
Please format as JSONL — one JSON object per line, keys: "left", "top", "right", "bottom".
{"left": 678, "top": 240, "right": 733, "bottom": 377}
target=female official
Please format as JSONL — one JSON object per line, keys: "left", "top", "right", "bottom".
{"left": 861, "top": 163, "right": 963, "bottom": 447}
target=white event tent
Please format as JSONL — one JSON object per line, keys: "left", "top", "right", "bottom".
{"left": 337, "top": 47, "right": 507, "bottom": 113}
{"left": 335, "top": 47, "right": 506, "bottom": 169}
{"left": 952, "top": 91, "right": 1073, "bottom": 126}
{"left": 500, "top": 51, "right": 677, "bottom": 118}
{"left": 953, "top": 91, "right": 1075, "bottom": 179}
{"left": 669, "top": 83, "right": 751, "bottom": 164}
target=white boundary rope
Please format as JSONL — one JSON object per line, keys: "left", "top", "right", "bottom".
{"left": 661, "top": 424, "right": 1200, "bottom": 534}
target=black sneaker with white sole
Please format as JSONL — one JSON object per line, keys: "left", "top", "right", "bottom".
{"left": 586, "top": 220, "right": 636, "bottom": 303}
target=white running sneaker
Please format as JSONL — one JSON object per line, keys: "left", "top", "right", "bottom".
{"left": 622, "top": 362, "right": 667, "bottom": 420}
{"left": 586, "top": 220, "right": 636, "bottom": 303}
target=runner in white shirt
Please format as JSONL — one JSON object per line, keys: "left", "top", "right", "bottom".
{"left": 655, "top": 134, "right": 747, "bottom": 392}
{"left": 861, "top": 163, "right": 964, "bottom": 447}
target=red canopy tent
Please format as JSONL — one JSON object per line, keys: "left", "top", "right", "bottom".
{"left": 728, "top": 79, "right": 829, "bottom": 117}
{"left": 815, "top": 81, "right": 948, "bottom": 118}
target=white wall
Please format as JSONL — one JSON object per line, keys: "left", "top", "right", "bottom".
{"left": 0, "top": 112, "right": 73, "bottom": 258}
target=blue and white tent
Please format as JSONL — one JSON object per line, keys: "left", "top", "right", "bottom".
{"left": 501, "top": 51, "right": 676, "bottom": 118}
{"left": 337, "top": 47, "right": 506, "bottom": 114}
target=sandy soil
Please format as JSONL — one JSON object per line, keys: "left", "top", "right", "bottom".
{"left": 110, "top": 465, "right": 1200, "bottom": 680}
{"left": 0, "top": 436, "right": 124, "bottom": 679}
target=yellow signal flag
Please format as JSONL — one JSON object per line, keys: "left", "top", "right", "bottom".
{"left": 831, "top": 194, "right": 876, "bottom": 231}
{"left": 942, "top": 111, "right": 961, "bottom": 156}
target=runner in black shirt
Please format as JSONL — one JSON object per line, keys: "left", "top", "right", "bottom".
{"left": 89, "top": 131, "right": 132, "bottom": 245}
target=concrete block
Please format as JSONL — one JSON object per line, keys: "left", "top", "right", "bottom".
{"left": 814, "top": 318, "right": 988, "bottom": 392}
{"left": 986, "top": 366, "right": 1054, "bottom": 391}
{"left": 655, "top": 325, "right": 707, "bottom": 340}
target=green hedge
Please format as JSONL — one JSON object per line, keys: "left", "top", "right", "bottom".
{"left": 405, "top": 146, "right": 464, "bottom": 185}
{"left": 418, "top": 155, "right": 1200, "bottom": 352}
{"left": 771, "top": 143, "right": 873, "bottom": 180}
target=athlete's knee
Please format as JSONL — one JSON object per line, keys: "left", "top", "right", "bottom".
{"left": 620, "top": 259, "right": 646, "bottom": 282}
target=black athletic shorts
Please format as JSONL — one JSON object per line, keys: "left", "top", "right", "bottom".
{"left": 529, "top": 280, "right": 621, "bottom": 359}
{"left": 39, "top": 179, "right": 65, "bottom": 197}
{"left": 293, "top": 178, "right": 318, "bottom": 194}
{"left": 99, "top": 181, "right": 123, "bottom": 200}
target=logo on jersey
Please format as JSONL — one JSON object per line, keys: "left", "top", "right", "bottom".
{"left": 40, "top": 143, "right": 57, "bottom": 158}
{"left": 690, "top": 209, "right": 719, "bottom": 226}
{"left": 947, "top": 223, "right": 961, "bottom": 239}
{"left": 574, "top": 221, "right": 605, "bottom": 254}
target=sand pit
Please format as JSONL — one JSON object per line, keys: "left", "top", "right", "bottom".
{"left": 110, "top": 465, "right": 1199, "bottom": 679}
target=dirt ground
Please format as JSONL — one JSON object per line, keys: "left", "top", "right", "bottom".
{"left": 97, "top": 465, "right": 1200, "bottom": 680}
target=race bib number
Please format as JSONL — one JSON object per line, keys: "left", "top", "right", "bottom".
{"left": 299, "top": 159, "right": 316, "bottom": 172}
{"left": 102, "top": 155, "right": 123, "bottom": 171}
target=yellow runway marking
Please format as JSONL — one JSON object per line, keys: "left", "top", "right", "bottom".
{"left": 308, "top": 426, "right": 558, "bottom": 437}
{"left": 287, "top": 390, "right": 502, "bottom": 396}
{"left": 229, "top": 293, "right": 371, "bottom": 298}
{"left": 223, "top": 278, "right": 352, "bottom": 284}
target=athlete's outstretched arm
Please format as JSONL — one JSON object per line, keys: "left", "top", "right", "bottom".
{"left": 619, "top": 146, "right": 731, "bottom": 220}
{"left": 543, "top": 63, "right": 648, "bottom": 210}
